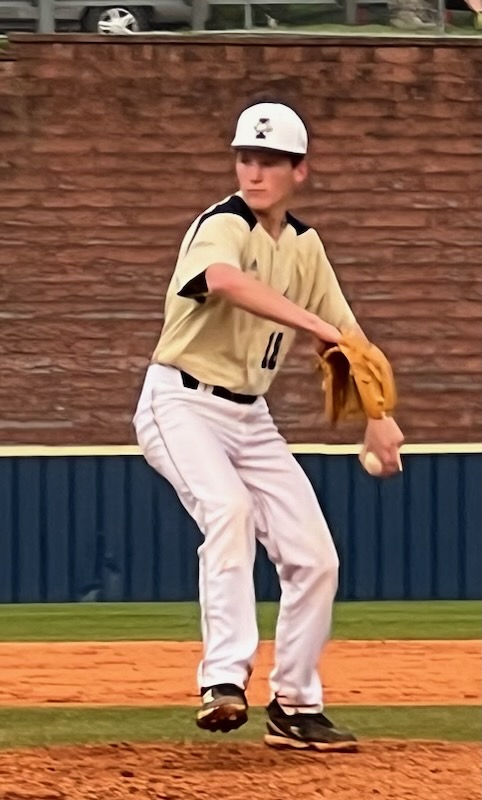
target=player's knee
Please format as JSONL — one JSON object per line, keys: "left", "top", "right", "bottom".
{"left": 322, "top": 549, "right": 339, "bottom": 587}
{"left": 282, "top": 540, "right": 338, "bottom": 585}
{"left": 219, "top": 488, "right": 253, "bottom": 525}
{"left": 306, "top": 541, "right": 339, "bottom": 586}
{"left": 200, "top": 489, "right": 255, "bottom": 568}
{"left": 326, "top": 540, "right": 340, "bottom": 571}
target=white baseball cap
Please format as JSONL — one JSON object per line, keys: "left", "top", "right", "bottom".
{"left": 231, "top": 102, "right": 308, "bottom": 156}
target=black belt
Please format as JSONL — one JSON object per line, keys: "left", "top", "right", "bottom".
{"left": 180, "top": 370, "right": 257, "bottom": 405}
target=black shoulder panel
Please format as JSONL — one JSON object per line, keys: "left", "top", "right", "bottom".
{"left": 177, "top": 271, "right": 209, "bottom": 301}
{"left": 286, "top": 212, "right": 311, "bottom": 236}
{"left": 187, "top": 195, "right": 257, "bottom": 252}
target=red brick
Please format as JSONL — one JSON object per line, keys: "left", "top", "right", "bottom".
{"left": 314, "top": 136, "right": 480, "bottom": 157}
{"left": 345, "top": 281, "right": 481, "bottom": 302}
{"left": 418, "top": 154, "right": 481, "bottom": 173}
{"left": 333, "top": 100, "right": 396, "bottom": 117}
{"left": 375, "top": 65, "right": 420, "bottom": 83}
{"left": 432, "top": 48, "right": 477, "bottom": 64}
{"left": 263, "top": 45, "right": 306, "bottom": 63}
{"left": 295, "top": 189, "right": 481, "bottom": 211}
{"left": 423, "top": 173, "right": 482, "bottom": 192}
{"left": 429, "top": 209, "right": 482, "bottom": 229}
{"left": 374, "top": 47, "right": 428, "bottom": 64}
{"left": 320, "top": 226, "right": 469, "bottom": 246}
{"left": 311, "top": 174, "right": 425, "bottom": 192}
{"left": 354, "top": 299, "right": 475, "bottom": 318}
{"left": 298, "top": 46, "right": 341, "bottom": 64}
{"left": 438, "top": 81, "right": 481, "bottom": 102}
{"left": 339, "top": 48, "right": 373, "bottom": 64}
{"left": 397, "top": 100, "right": 474, "bottom": 118}
{"left": 313, "top": 152, "right": 480, "bottom": 174}
{"left": 329, "top": 209, "right": 430, "bottom": 227}
{"left": 30, "top": 137, "right": 94, "bottom": 155}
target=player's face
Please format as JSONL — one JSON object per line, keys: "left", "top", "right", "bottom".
{"left": 235, "top": 150, "right": 307, "bottom": 212}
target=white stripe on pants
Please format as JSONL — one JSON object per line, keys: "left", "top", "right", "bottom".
{"left": 133, "top": 364, "right": 339, "bottom": 707}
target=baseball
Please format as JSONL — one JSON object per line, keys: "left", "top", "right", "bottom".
{"left": 359, "top": 449, "right": 383, "bottom": 476}
{"left": 359, "top": 448, "right": 403, "bottom": 476}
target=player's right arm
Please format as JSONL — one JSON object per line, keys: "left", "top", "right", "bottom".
{"left": 205, "top": 263, "right": 342, "bottom": 344}
{"left": 175, "top": 210, "right": 341, "bottom": 345}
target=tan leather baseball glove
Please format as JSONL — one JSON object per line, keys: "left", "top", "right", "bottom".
{"left": 317, "top": 328, "right": 397, "bottom": 424}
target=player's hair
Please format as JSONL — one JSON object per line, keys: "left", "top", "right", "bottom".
{"left": 238, "top": 93, "right": 311, "bottom": 167}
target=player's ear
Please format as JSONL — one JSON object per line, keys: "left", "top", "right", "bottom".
{"left": 293, "top": 158, "right": 308, "bottom": 186}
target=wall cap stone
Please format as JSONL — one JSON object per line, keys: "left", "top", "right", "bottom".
{"left": 7, "top": 31, "right": 482, "bottom": 47}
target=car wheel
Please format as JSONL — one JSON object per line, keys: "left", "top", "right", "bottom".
{"left": 82, "top": 6, "right": 150, "bottom": 34}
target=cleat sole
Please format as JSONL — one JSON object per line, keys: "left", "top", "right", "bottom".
{"left": 196, "top": 703, "right": 248, "bottom": 733}
{"left": 264, "top": 734, "right": 358, "bottom": 752}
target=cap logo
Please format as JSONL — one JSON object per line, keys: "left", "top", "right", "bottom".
{"left": 254, "top": 118, "right": 273, "bottom": 140}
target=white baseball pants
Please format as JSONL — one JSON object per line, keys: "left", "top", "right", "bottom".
{"left": 134, "top": 364, "right": 339, "bottom": 708}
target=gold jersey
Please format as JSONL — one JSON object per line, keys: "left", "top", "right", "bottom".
{"left": 152, "top": 193, "right": 355, "bottom": 396}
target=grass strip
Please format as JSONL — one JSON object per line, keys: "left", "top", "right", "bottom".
{"left": 0, "top": 601, "right": 480, "bottom": 642}
{"left": 0, "top": 705, "right": 479, "bottom": 748}
{"left": 273, "top": 22, "right": 481, "bottom": 35}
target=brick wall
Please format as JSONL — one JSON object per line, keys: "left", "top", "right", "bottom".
{"left": 1, "top": 34, "right": 481, "bottom": 445}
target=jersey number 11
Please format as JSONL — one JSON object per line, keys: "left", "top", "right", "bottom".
{"left": 261, "top": 332, "right": 284, "bottom": 370}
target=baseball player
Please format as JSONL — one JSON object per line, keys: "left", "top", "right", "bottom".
{"left": 134, "top": 99, "right": 404, "bottom": 750}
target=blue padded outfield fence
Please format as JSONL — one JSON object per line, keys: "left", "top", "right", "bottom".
{"left": 0, "top": 444, "right": 480, "bottom": 604}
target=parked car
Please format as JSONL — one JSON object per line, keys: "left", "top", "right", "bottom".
{"left": 0, "top": 0, "right": 193, "bottom": 34}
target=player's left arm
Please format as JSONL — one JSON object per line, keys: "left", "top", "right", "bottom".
{"left": 308, "top": 239, "right": 404, "bottom": 473}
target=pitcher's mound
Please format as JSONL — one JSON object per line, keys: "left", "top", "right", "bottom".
{"left": 0, "top": 740, "right": 479, "bottom": 800}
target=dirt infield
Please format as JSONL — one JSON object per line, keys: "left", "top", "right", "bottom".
{"left": 0, "top": 639, "right": 479, "bottom": 706}
{"left": 0, "top": 740, "right": 479, "bottom": 800}
{"left": 0, "top": 639, "right": 479, "bottom": 799}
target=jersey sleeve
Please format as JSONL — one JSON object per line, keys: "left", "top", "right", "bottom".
{"left": 175, "top": 213, "right": 246, "bottom": 299}
{"left": 307, "top": 238, "right": 356, "bottom": 331}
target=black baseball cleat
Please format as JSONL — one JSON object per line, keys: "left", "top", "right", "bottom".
{"left": 196, "top": 684, "right": 248, "bottom": 733}
{"left": 264, "top": 699, "right": 358, "bottom": 752}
